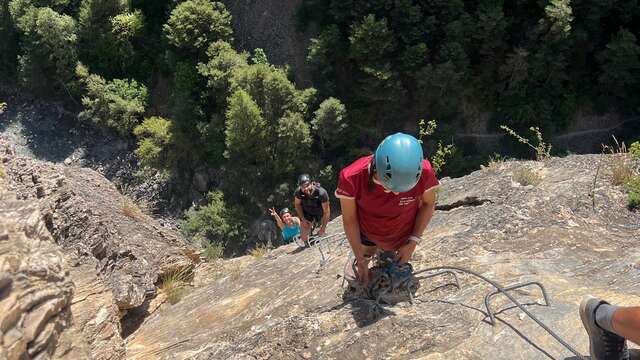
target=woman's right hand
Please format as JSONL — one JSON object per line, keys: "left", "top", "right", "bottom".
{"left": 269, "top": 207, "right": 276, "bottom": 216}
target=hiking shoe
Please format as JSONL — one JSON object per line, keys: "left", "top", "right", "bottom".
{"left": 580, "top": 296, "right": 629, "bottom": 360}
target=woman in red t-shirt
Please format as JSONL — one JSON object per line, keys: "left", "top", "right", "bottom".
{"left": 335, "top": 133, "right": 439, "bottom": 285}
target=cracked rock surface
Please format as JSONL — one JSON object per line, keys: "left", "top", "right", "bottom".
{"left": 0, "top": 137, "right": 198, "bottom": 359}
{"left": 128, "top": 155, "right": 640, "bottom": 360}
{"left": 0, "top": 174, "right": 90, "bottom": 359}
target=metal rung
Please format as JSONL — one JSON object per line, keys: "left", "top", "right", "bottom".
{"left": 413, "top": 266, "right": 587, "bottom": 360}
{"left": 309, "top": 232, "right": 344, "bottom": 247}
{"left": 315, "top": 233, "right": 346, "bottom": 268}
{"left": 484, "top": 281, "right": 550, "bottom": 325}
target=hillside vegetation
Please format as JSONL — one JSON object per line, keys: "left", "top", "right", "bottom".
{"left": 1, "top": 0, "right": 639, "bottom": 254}
{"left": 302, "top": 0, "right": 640, "bottom": 141}
{"left": 1, "top": 0, "right": 349, "bottom": 254}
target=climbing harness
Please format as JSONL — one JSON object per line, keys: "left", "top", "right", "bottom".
{"left": 342, "top": 255, "right": 588, "bottom": 360}
{"left": 343, "top": 251, "right": 421, "bottom": 305}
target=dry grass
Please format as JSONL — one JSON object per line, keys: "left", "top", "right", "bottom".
{"left": 603, "top": 138, "right": 631, "bottom": 186}
{"left": 118, "top": 182, "right": 153, "bottom": 215}
{"left": 205, "top": 261, "right": 243, "bottom": 282}
{"left": 160, "top": 267, "right": 191, "bottom": 304}
{"left": 0, "top": 163, "right": 5, "bottom": 179}
{"left": 226, "top": 263, "right": 243, "bottom": 281}
{"left": 481, "top": 153, "right": 506, "bottom": 172}
{"left": 249, "top": 244, "right": 268, "bottom": 258}
{"left": 611, "top": 158, "right": 631, "bottom": 186}
{"left": 513, "top": 167, "right": 542, "bottom": 186}
{"left": 201, "top": 239, "right": 224, "bottom": 261}
{"left": 121, "top": 197, "right": 143, "bottom": 220}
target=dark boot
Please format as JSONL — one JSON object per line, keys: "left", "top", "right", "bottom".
{"left": 580, "top": 296, "right": 630, "bottom": 360}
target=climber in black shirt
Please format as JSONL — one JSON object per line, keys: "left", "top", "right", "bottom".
{"left": 294, "top": 174, "right": 330, "bottom": 244}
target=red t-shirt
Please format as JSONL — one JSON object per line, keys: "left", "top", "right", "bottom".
{"left": 335, "top": 155, "right": 439, "bottom": 250}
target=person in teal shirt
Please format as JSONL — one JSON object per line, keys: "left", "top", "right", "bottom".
{"left": 269, "top": 207, "right": 301, "bottom": 243}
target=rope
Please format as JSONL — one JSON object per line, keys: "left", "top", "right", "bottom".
{"left": 337, "top": 246, "right": 587, "bottom": 359}
{"left": 413, "top": 266, "right": 588, "bottom": 360}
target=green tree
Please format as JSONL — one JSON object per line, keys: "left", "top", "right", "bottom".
{"left": 163, "top": 0, "right": 232, "bottom": 56}
{"left": 1, "top": 0, "right": 19, "bottom": 80}
{"left": 110, "top": 9, "right": 144, "bottom": 68}
{"left": 224, "top": 89, "right": 266, "bottom": 163}
{"left": 389, "top": 0, "right": 424, "bottom": 44}
{"left": 400, "top": 42, "right": 428, "bottom": 71}
{"left": 347, "top": 14, "right": 405, "bottom": 128}
{"left": 111, "top": 10, "right": 144, "bottom": 43}
{"left": 223, "top": 89, "right": 268, "bottom": 205}
{"left": 251, "top": 48, "right": 268, "bottom": 65}
{"left": 311, "top": 97, "right": 347, "bottom": 153}
{"left": 275, "top": 111, "right": 312, "bottom": 174}
{"left": 349, "top": 14, "right": 396, "bottom": 68}
{"left": 417, "top": 61, "right": 466, "bottom": 117}
{"left": 77, "top": 0, "right": 127, "bottom": 77}
{"left": 598, "top": 29, "right": 640, "bottom": 105}
{"left": 224, "top": 64, "right": 316, "bottom": 210}
{"left": 181, "top": 190, "right": 242, "bottom": 246}
{"left": 10, "top": 5, "right": 78, "bottom": 94}
{"left": 197, "top": 40, "right": 249, "bottom": 106}
{"left": 78, "top": 0, "right": 124, "bottom": 34}
{"left": 230, "top": 64, "right": 311, "bottom": 125}
{"left": 540, "top": 0, "right": 573, "bottom": 40}
{"left": 307, "top": 25, "right": 341, "bottom": 75}
{"left": 133, "top": 116, "right": 174, "bottom": 169}
{"left": 77, "top": 64, "right": 148, "bottom": 136}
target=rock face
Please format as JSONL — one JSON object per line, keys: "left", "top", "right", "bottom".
{"left": 0, "top": 181, "right": 90, "bottom": 359}
{"left": 0, "top": 138, "right": 199, "bottom": 359}
{"left": 222, "top": 0, "right": 316, "bottom": 86}
{"left": 127, "top": 155, "right": 640, "bottom": 360}
{"left": 2, "top": 141, "right": 197, "bottom": 310}
{"left": 2, "top": 125, "right": 639, "bottom": 360}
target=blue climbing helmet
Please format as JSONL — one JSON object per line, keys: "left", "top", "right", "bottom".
{"left": 374, "top": 133, "right": 424, "bottom": 193}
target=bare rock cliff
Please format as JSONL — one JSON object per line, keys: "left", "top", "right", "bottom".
{"left": 127, "top": 155, "right": 640, "bottom": 360}
{"left": 2, "top": 128, "right": 639, "bottom": 360}
{"left": 0, "top": 176, "right": 90, "bottom": 359}
{"left": 223, "top": 0, "right": 315, "bottom": 86}
{"left": 0, "top": 138, "right": 199, "bottom": 359}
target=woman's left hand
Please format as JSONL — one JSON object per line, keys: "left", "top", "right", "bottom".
{"left": 395, "top": 240, "right": 417, "bottom": 264}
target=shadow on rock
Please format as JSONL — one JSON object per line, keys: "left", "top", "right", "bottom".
{"left": 287, "top": 246, "right": 307, "bottom": 255}
{"left": 120, "top": 296, "right": 153, "bottom": 339}
{"left": 349, "top": 298, "right": 396, "bottom": 327}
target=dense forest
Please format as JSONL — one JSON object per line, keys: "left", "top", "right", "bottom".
{"left": 302, "top": 0, "right": 640, "bottom": 133}
{"left": 1, "top": 0, "right": 639, "bottom": 254}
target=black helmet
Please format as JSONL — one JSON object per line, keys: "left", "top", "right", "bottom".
{"left": 297, "top": 173, "right": 311, "bottom": 186}
{"left": 279, "top": 208, "right": 291, "bottom": 217}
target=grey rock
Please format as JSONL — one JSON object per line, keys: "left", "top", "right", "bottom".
{"left": 192, "top": 168, "right": 210, "bottom": 193}
{"left": 246, "top": 216, "right": 280, "bottom": 248}
{"left": 2, "top": 142, "right": 197, "bottom": 311}
{"left": 1, "top": 137, "right": 198, "bottom": 359}
{"left": 127, "top": 155, "right": 640, "bottom": 360}
{"left": 222, "top": 0, "right": 315, "bottom": 85}
{"left": 110, "top": 272, "right": 147, "bottom": 310}
{"left": 0, "top": 186, "right": 90, "bottom": 359}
